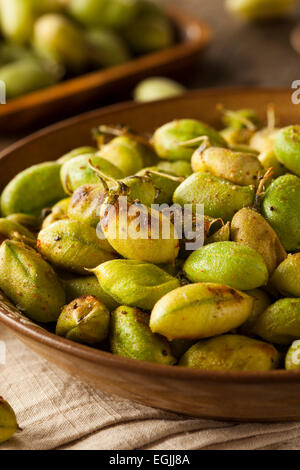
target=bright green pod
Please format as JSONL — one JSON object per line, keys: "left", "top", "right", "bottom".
{"left": 0, "top": 398, "right": 18, "bottom": 444}
{"left": 97, "top": 135, "right": 157, "bottom": 177}
{"left": 179, "top": 335, "right": 279, "bottom": 371}
{"left": 0, "top": 240, "right": 66, "bottom": 322}
{"left": 262, "top": 174, "right": 300, "bottom": 252}
{"left": 1, "top": 0, "right": 35, "bottom": 45}
{"left": 173, "top": 172, "right": 255, "bottom": 221}
{"left": 150, "top": 283, "right": 253, "bottom": 340}
{"left": 285, "top": 340, "right": 300, "bottom": 370}
{"left": 253, "top": 298, "right": 300, "bottom": 345}
{"left": 60, "top": 154, "right": 123, "bottom": 194}
{"left": 231, "top": 207, "right": 287, "bottom": 275}
{"left": 183, "top": 241, "right": 269, "bottom": 290}
{"left": 92, "top": 259, "right": 180, "bottom": 310}
{"left": 0, "top": 218, "right": 36, "bottom": 245}
{"left": 191, "top": 146, "right": 264, "bottom": 186}
{"left": 69, "top": 0, "right": 138, "bottom": 29}
{"left": 271, "top": 253, "right": 300, "bottom": 297}
{"left": 33, "top": 13, "right": 90, "bottom": 71}
{"left": 56, "top": 296, "right": 110, "bottom": 345}
{"left": 63, "top": 275, "right": 119, "bottom": 310}
{"left": 153, "top": 119, "right": 227, "bottom": 161}
{"left": 0, "top": 56, "right": 61, "bottom": 99}
{"left": 156, "top": 160, "right": 192, "bottom": 178}
{"left": 110, "top": 306, "right": 175, "bottom": 365}
{"left": 1, "top": 162, "right": 66, "bottom": 216}
{"left": 37, "top": 219, "right": 117, "bottom": 274}
{"left": 134, "top": 77, "right": 185, "bottom": 103}
{"left": 239, "top": 288, "right": 272, "bottom": 336}
{"left": 136, "top": 167, "right": 183, "bottom": 204}
{"left": 57, "top": 146, "right": 97, "bottom": 164}
{"left": 274, "top": 125, "right": 300, "bottom": 176}
{"left": 87, "top": 28, "right": 130, "bottom": 67}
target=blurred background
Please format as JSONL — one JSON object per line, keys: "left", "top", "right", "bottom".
{"left": 0, "top": 0, "right": 300, "bottom": 145}
{"left": 165, "top": 0, "right": 300, "bottom": 88}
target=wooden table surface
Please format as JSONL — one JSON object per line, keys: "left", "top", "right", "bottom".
{"left": 1, "top": 0, "right": 300, "bottom": 150}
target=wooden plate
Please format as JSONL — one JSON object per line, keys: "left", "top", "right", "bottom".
{"left": 0, "top": 8, "right": 211, "bottom": 133}
{"left": 1, "top": 88, "right": 300, "bottom": 423}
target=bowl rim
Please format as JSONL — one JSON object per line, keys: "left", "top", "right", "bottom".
{"left": 1, "top": 86, "right": 300, "bottom": 385}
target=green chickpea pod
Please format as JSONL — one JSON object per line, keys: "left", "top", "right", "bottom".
{"left": 0, "top": 398, "right": 19, "bottom": 444}
{"left": 56, "top": 296, "right": 110, "bottom": 345}
{"left": 152, "top": 119, "right": 227, "bottom": 161}
{"left": 274, "top": 125, "right": 300, "bottom": 176}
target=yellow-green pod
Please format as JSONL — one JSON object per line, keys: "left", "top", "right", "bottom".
{"left": 87, "top": 28, "right": 130, "bottom": 67}
{"left": 1, "top": 162, "right": 66, "bottom": 216}
{"left": 0, "top": 240, "right": 66, "bottom": 322}
{"left": 56, "top": 296, "right": 110, "bottom": 345}
{"left": 191, "top": 147, "right": 263, "bottom": 186}
{"left": 183, "top": 241, "right": 269, "bottom": 290}
{"left": 262, "top": 174, "right": 300, "bottom": 252}
{"left": 285, "top": 340, "right": 300, "bottom": 370}
{"left": 42, "top": 197, "right": 70, "bottom": 229}
{"left": 274, "top": 125, "right": 300, "bottom": 177}
{"left": 68, "top": 184, "right": 105, "bottom": 228}
{"left": 271, "top": 254, "right": 300, "bottom": 297}
{"left": 0, "top": 398, "right": 19, "bottom": 444}
{"left": 136, "top": 167, "right": 183, "bottom": 204}
{"left": 110, "top": 306, "right": 175, "bottom": 365}
{"left": 220, "top": 127, "right": 255, "bottom": 146}
{"left": 58, "top": 146, "right": 97, "bottom": 164}
{"left": 258, "top": 150, "right": 286, "bottom": 178}
{"left": 173, "top": 172, "right": 255, "bottom": 222}
{"left": 253, "top": 298, "right": 300, "bottom": 345}
{"left": 152, "top": 119, "right": 227, "bottom": 162}
{"left": 100, "top": 196, "right": 179, "bottom": 264}
{"left": 231, "top": 207, "right": 287, "bottom": 275}
{"left": 0, "top": 56, "right": 61, "bottom": 99}
{"left": 6, "top": 213, "right": 41, "bottom": 232}
{"left": 156, "top": 160, "right": 192, "bottom": 178}
{"left": 0, "top": 218, "right": 36, "bottom": 245}
{"left": 1, "top": 0, "right": 35, "bottom": 45}
{"left": 124, "top": 14, "right": 174, "bottom": 54}
{"left": 60, "top": 154, "right": 123, "bottom": 194}
{"left": 179, "top": 335, "right": 279, "bottom": 371}
{"left": 33, "top": 13, "right": 90, "bottom": 71}
{"left": 239, "top": 288, "right": 272, "bottom": 336}
{"left": 150, "top": 283, "right": 253, "bottom": 340}
{"left": 97, "top": 135, "right": 157, "bottom": 177}
{"left": 37, "top": 219, "right": 117, "bottom": 274}
{"left": 92, "top": 259, "right": 180, "bottom": 310}
{"left": 206, "top": 222, "right": 231, "bottom": 244}
{"left": 226, "top": 0, "right": 295, "bottom": 21}
{"left": 250, "top": 127, "right": 279, "bottom": 153}
{"left": 62, "top": 275, "right": 119, "bottom": 311}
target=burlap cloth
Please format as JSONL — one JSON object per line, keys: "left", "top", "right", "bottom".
{"left": 1, "top": 326, "right": 300, "bottom": 450}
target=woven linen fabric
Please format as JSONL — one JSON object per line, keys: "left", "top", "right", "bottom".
{"left": 1, "top": 326, "right": 300, "bottom": 450}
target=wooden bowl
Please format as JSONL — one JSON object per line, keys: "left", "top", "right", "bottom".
{"left": 0, "top": 8, "right": 211, "bottom": 133}
{"left": 1, "top": 88, "right": 300, "bottom": 423}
